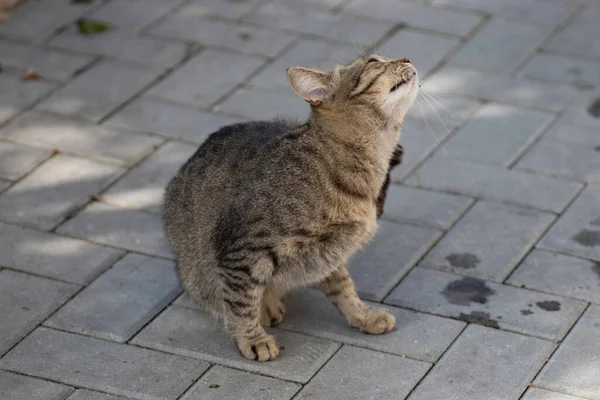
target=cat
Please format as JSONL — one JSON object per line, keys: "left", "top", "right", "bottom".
{"left": 164, "top": 55, "right": 418, "bottom": 361}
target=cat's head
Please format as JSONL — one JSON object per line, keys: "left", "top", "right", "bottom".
{"left": 287, "top": 55, "right": 419, "bottom": 124}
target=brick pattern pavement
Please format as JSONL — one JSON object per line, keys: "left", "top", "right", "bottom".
{"left": 1, "top": 0, "right": 599, "bottom": 399}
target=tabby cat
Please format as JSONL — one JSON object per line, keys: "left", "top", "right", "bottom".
{"left": 164, "top": 55, "right": 419, "bottom": 361}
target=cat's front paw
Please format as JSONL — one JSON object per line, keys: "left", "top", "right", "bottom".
{"left": 359, "top": 307, "right": 396, "bottom": 335}
{"left": 237, "top": 334, "right": 280, "bottom": 361}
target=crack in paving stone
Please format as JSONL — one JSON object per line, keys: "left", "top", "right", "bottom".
{"left": 571, "top": 229, "right": 600, "bottom": 247}
{"left": 458, "top": 311, "right": 500, "bottom": 329}
{"left": 442, "top": 277, "right": 496, "bottom": 306}
{"left": 536, "top": 300, "right": 561, "bottom": 312}
{"left": 445, "top": 252, "right": 480, "bottom": 269}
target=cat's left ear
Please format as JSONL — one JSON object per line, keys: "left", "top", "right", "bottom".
{"left": 287, "top": 66, "right": 330, "bottom": 105}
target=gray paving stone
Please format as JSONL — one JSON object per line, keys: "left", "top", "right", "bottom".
{"left": 381, "top": 185, "right": 473, "bottom": 230}
{"left": 88, "top": 0, "right": 186, "bottom": 31}
{"left": 150, "top": 15, "right": 296, "bottom": 58}
{"left": 433, "top": 0, "right": 575, "bottom": 27}
{"left": 146, "top": 49, "right": 264, "bottom": 107}
{"left": 545, "top": 8, "right": 600, "bottom": 60}
{"left": 46, "top": 254, "right": 180, "bottom": 342}
{"left": 523, "top": 388, "right": 590, "bottom": 400}
{"left": 407, "top": 156, "right": 582, "bottom": 213}
{"left": 0, "top": 154, "right": 123, "bottom": 230}
{"left": 67, "top": 390, "right": 129, "bottom": 400}
{"left": 421, "top": 201, "right": 555, "bottom": 281}
{"left": 37, "top": 61, "right": 163, "bottom": 122}
{"left": 131, "top": 305, "right": 340, "bottom": 383}
{"left": 0, "top": 221, "right": 123, "bottom": 285}
{"left": 508, "top": 249, "right": 600, "bottom": 304}
{"left": 0, "top": 0, "right": 94, "bottom": 42}
{"left": 296, "top": 346, "right": 431, "bottom": 400}
{"left": 516, "top": 138, "right": 600, "bottom": 182}
{"left": 0, "top": 40, "right": 93, "bottom": 82}
{"left": 348, "top": 220, "right": 442, "bottom": 301}
{"left": 378, "top": 29, "right": 460, "bottom": 77}
{"left": 243, "top": 3, "right": 393, "bottom": 44}
{"left": 219, "top": 87, "right": 307, "bottom": 120}
{"left": 451, "top": 19, "right": 551, "bottom": 73}
{"left": 48, "top": 28, "right": 188, "bottom": 68}
{"left": 101, "top": 141, "right": 196, "bottom": 213}
{"left": 0, "top": 327, "right": 209, "bottom": 400}
{"left": 0, "top": 112, "right": 163, "bottom": 166}
{"left": 387, "top": 268, "right": 587, "bottom": 340}
{"left": 539, "top": 185, "right": 600, "bottom": 262}
{"left": 535, "top": 305, "right": 600, "bottom": 399}
{"left": 442, "top": 103, "right": 552, "bottom": 166}
{"left": 277, "top": 288, "right": 465, "bottom": 362}
{"left": 0, "top": 180, "right": 10, "bottom": 192}
{"left": 57, "top": 202, "right": 173, "bottom": 258}
{"left": 0, "top": 140, "right": 49, "bottom": 181}
{"left": 0, "top": 369, "right": 74, "bottom": 400}
{"left": 543, "top": 119, "right": 600, "bottom": 148}
{"left": 105, "top": 98, "right": 242, "bottom": 143}
{"left": 0, "top": 74, "right": 55, "bottom": 125}
{"left": 425, "top": 65, "right": 579, "bottom": 112}
{"left": 559, "top": 87, "right": 600, "bottom": 131}
{"left": 179, "top": 0, "right": 263, "bottom": 20}
{"left": 344, "top": 0, "right": 482, "bottom": 37}
{"left": 181, "top": 366, "right": 301, "bottom": 400}
{"left": 250, "top": 39, "right": 356, "bottom": 90}
{"left": 0, "top": 270, "right": 79, "bottom": 355}
{"left": 521, "top": 53, "right": 600, "bottom": 87}
{"left": 409, "top": 325, "right": 556, "bottom": 400}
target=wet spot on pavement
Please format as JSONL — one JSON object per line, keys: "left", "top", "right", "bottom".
{"left": 520, "top": 309, "right": 534, "bottom": 316}
{"left": 446, "top": 253, "right": 480, "bottom": 269}
{"left": 536, "top": 300, "right": 561, "bottom": 312}
{"left": 442, "top": 277, "right": 496, "bottom": 306}
{"left": 588, "top": 97, "right": 600, "bottom": 118}
{"left": 458, "top": 311, "right": 500, "bottom": 329}
{"left": 571, "top": 229, "right": 600, "bottom": 247}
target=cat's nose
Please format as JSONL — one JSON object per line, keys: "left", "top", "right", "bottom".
{"left": 399, "top": 58, "right": 411, "bottom": 64}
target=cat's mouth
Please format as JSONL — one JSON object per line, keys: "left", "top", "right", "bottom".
{"left": 389, "top": 82, "right": 403, "bottom": 93}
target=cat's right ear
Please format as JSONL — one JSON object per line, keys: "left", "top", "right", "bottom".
{"left": 287, "top": 67, "right": 330, "bottom": 105}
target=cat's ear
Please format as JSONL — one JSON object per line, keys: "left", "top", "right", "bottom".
{"left": 287, "top": 67, "right": 330, "bottom": 105}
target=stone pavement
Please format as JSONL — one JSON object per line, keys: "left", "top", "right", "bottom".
{"left": 1, "top": 0, "right": 600, "bottom": 398}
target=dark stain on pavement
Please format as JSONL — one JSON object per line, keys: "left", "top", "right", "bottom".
{"left": 588, "top": 97, "right": 600, "bottom": 118}
{"left": 446, "top": 253, "right": 480, "bottom": 269}
{"left": 458, "top": 311, "right": 500, "bottom": 329}
{"left": 520, "top": 309, "right": 534, "bottom": 316}
{"left": 536, "top": 300, "right": 561, "bottom": 312}
{"left": 571, "top": 229, "right": 600, "bottom": 247}
{"left": 442, "top": 277, "right": 496, "bottom": 306}
{"left": 592, "top": 262, "right": 600, "bottom": 279}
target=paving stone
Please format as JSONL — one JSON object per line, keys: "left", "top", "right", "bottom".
{"left": 219, "top": 87, "right": 307, "bottom": 120}
{"left": 378, "top": 29, "right": 460, "bottom": 77}
{"left": 181, "top": 366, "right": 301, "bottom": 400}
{"left": 407, "top": 156, "right": 582, "bottom": 213}
{"left": 131, "top": 305, "right": 340, "bottom": 383}
{"left": 409, "top": 324, "right": 556, "bottom": 400}
{"left": 38, "top": 61, "right": 163, "bottom": 122}
{"left": 178, "top": 0, "right": 263, "bottom": 20}
{"left": 425, "top": 65, "right": 579, "bottom": 112}
{"left": 348, "top": 220, "right": 442, "bottom": 301}
{"left": 0, "top": 0, "right": 94, "bottom": 42}
{"left": 421, "top": 201, "right": 555, "bottom": 281}
{"left": 386, "top": 268, "right": 587, "bottom": 340}
{"left": 0, "top": 180, "right": 10, "bottom": 192}
{"left": 451, "top": 19, "right": 551, "bottom": 73}
{"left": 57, "top": 202, "right": 173, "bottom": 258}
{"left": 0, "top": 327, "right": 209, "bottom": 400}
{"left": 67, "top": 390, "right": 129, "bottom": 400}
{"left": 0, "top": 270, "right": 79, "bottom": 355}
{"left": 243, "top": 3, "right": 393, "bottom": 44}
{"left": 49, "top": 28, "right": 188, "bottom": 68}
{"left": 522, "top": 388, "right": 588, "bottom": 400}
{"left": 521, "top": 53, "right": 600, "bottom": 87}
{"left": 150, "top": 15, "right": 296, "bottom": 57}
{"left": 46, "top": 254, "right": 180, "bottom": 342}
{"left": 277, "top": 288, "right": 465, "bottom": 362}
{"left": 101, "top": 141, "right": 196, "bottom": 213}
{"left": 0, "top": 369, "right": 74, "bottom": 400}
{"left": 535, "top": 305, "right": 600, "bottom": 399}
{"left": 0, "top": 154, "right": 123, "bottom": 230}
{"left": 0, "top": 74, "right": 55, "bottom": 125}
{"left": 545, "top": 8, "right": 600, "bottom": 60}
{"left": 442, "top": 103, "right": 552, "bottom": 166}
{"left": 105, "top": 98, "right": 242, "bottom": 143}
{"left": 539, "top": 185, "right": 600, "bottom": 262}
{"left": 296, "top": 346, "right": 431, "bottom": 400}
{"left": 508, "top": 249, "right": 600, "bottom": 304}
{"left": 0, "top": 140, "right": 49, "bottom": 180}
{"left": 433, "top": 0, "right": 574, "bottom": 27}
{"left": 544, "top": 118, "right": 600, "bottom": 148}
{"left": 559, "top": 87, "right": 600, "bottom": 130}
{"left": 0, "top": 112, "right": 162, "bottom": 166}
{"left": 0, "top": 40, "right": 93, "bottom": 82}
{"left": 250, "top": 39, "right": 356, "bottom": 90}
{"left": 279, "top": 0, "right": 346, "bottom": 9}
{"left": 146, "top": 49, "right": 264, "bottom": 108}
{"left": 88, "top": 0, "right": 186, "bottom": 31}
{"left": 0, "top": 221, "right": 123, "bottom": 284}
{"left": 344, "top": 0, "right": 482, "bottom": 37}
{"left": 381, "top": 185, "right": 473, "bottom": 230}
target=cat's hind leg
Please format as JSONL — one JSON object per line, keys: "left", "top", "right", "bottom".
{"left": 319, "top": 265, "right": 395, "bottom": 334}
{"left": 260, "top": 285, "right": 285, "bottom": 327}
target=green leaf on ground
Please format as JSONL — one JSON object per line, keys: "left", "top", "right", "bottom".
{"left": 77, "top": 18, "right": 110, "bottom": 36}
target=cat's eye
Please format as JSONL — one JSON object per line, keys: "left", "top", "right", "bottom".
{"left": 366, "top": 58, "right": 379, "bottom": 63}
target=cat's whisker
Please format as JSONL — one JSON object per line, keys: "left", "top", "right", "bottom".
{"left": 419, "top": 92, "right": 450, "bottom": 135}
{"left": 420, "top": 88, "right": 456, "bottom": 119}
{"left": 415, "top": 97, "right": 442, "bottom": 147}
